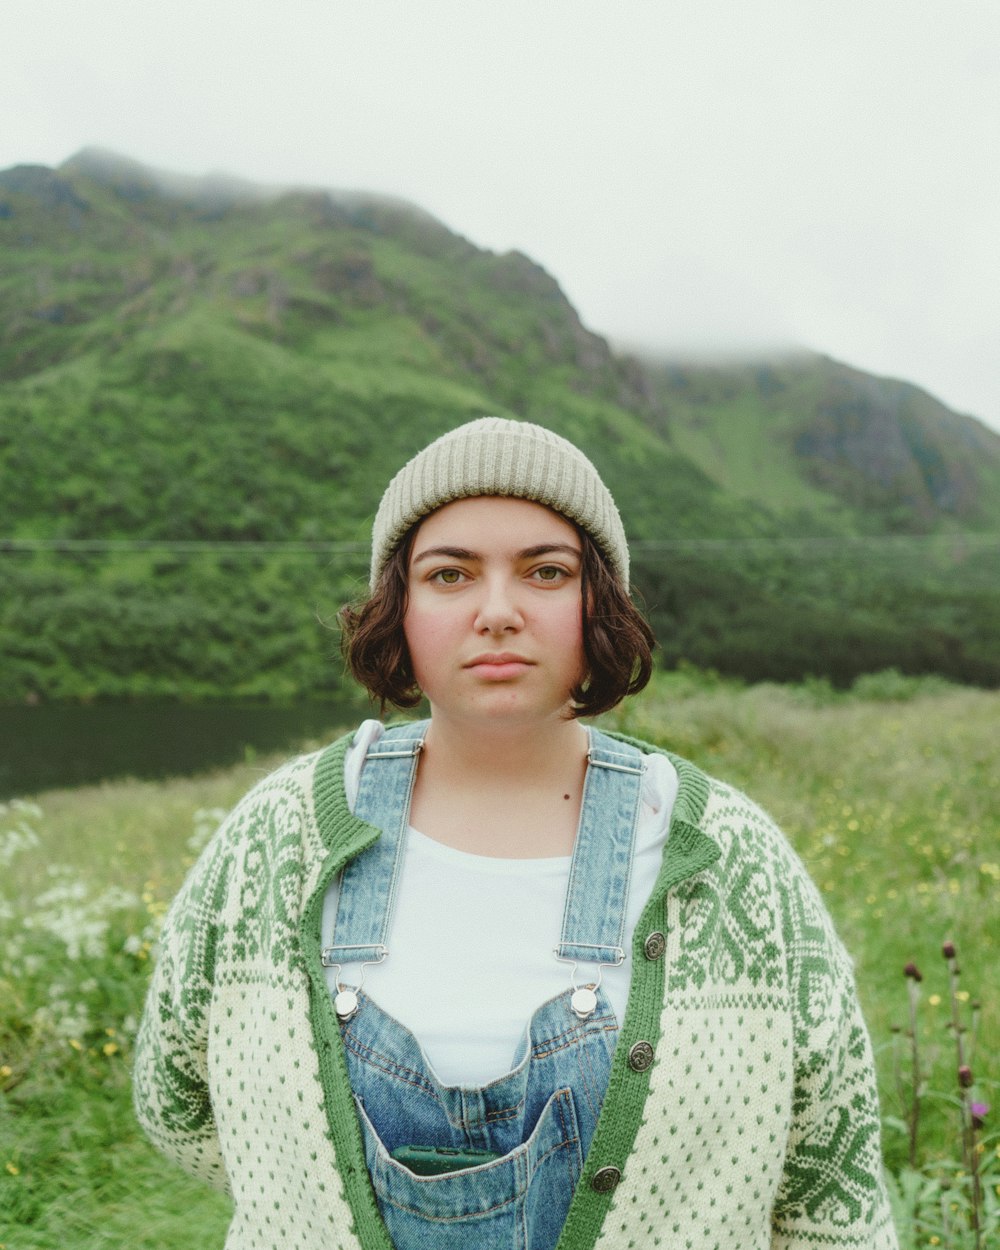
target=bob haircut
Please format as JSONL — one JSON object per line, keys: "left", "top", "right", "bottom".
{"left": 339, "top": 515, "right": 655, "bottom": 719}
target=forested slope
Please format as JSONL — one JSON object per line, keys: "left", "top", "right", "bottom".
{"left": 1, "top": 149, "right": 998, "bottom": 699}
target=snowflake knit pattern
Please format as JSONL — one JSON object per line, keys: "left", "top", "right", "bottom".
{"left": 133, "top": 729, "right": 898, "bottom": 1250}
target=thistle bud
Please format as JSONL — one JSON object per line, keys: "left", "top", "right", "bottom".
{"left": 942, "top": 941, "right": 956, "bottom": 959}
{"left": 958, "top": 1065, "right": 973, "bottom": 1088}
{"left": 903, "top": 962, "right": 922, "bottom": 981}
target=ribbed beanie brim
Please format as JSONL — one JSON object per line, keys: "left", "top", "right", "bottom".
{"left": 370, "top": 417, "right": 629, "bottom": 589}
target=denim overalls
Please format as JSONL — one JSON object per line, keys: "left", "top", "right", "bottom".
{"left": 323, "top": 721, "right": 645, "bottom": 1250}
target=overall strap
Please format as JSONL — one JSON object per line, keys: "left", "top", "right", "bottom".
{"left": 555, "top": 729, "right": 645, "bottom": 968}
{"left": 326, "top": 722, "right": 644, "bottom": 978}
{"left": 326, "top": 720, "right": 429, "bottom": 967}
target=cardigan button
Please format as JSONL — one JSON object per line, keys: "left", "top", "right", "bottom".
{"left": 591, "top": 1165, "right": 621, "bottom": 1194}
{"left": 628, "top": 1041, "right": 654, "bottom": 1072}
{"left": 643, "top": 931, "right": 666, "bottom": 960}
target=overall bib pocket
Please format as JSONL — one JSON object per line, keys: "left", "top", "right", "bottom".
{"left": 356, "top": 1088, "right": 585, "bottom": 1250}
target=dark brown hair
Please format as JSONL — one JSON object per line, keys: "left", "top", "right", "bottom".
{"left": 339, "top": 521, "right": 655, "bottom": 718}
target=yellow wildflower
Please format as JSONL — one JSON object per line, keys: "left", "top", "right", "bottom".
{"left": 0, "top": 1065, "right": 11, "bottom": 1078}
{"left": 928, "top": 995, "right": 941, "bottom": 1007}
{"left": 103, "top": 1042, "right": 119, "bottom": 1057}
{"left": 4, "top": 1162, "right": 18, "bottom": 1176}
{"left": 69, "top": 1038, "right": 83, "bottom": 1051}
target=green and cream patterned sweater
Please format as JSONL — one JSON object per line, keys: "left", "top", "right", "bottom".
{"left": 133, "top": 729, "right": 898, "bottom": 1250}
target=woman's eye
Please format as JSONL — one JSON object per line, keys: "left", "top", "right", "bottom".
{"left": 533, "top": 566, "right": 564, "bottom": 582}
{"left": 431, "top": 568, "right": 464, "bottom": 585}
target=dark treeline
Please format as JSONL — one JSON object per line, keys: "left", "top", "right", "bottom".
{"left": 3, "top": 537, "right": 997, "bottom": 704}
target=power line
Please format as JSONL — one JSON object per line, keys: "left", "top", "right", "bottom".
{"left": 0, "top": 534, "right": 997, "bottom": 558}
{"left": 631, "top": 534, "right": 1000, "bottom": 553}
{"left": 0, "top": 538, "right": 369, "bottom": 556}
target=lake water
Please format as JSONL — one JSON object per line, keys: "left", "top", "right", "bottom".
{"left": 0, "top": 698, "right": 367, "bottom": 799}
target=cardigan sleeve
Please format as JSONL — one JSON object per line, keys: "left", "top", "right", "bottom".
{"left": 132, "top": 818, "right": 236, "bottom": 1193}
{"left": 771, "top": 871, "right": 898, "bottom": 1249}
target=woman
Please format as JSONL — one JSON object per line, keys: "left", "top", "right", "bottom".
{"left": 134, "top": 418, "right": 898, "bottom": 1249}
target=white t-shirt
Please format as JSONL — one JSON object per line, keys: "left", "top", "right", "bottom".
{"left": 321, "top": 719, "right": 678, "bottom": 1087}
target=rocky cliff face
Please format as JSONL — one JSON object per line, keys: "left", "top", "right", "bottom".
{"left": 797, "top": 359, "right": 1000, "bottom": 527}
{"left": 641, "top": 351, "right": 1000, "bottom": 532}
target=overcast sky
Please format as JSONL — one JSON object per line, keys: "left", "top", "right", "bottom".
{"left": 4, "top": 0, "right": 999, "bottom": 431}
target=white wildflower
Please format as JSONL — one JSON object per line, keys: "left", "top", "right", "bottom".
{"left": 1, "top": 930, "right": 24, "bottom": 977}
{"left": 30, "top": 1004, "right": 53, "bottom": 1032}
{"left": 0, "top": 799, "right": 43, "bottom": 868}
{"left": 31, "top": 997, "right": 91, "bottom": 1039}
{"left": 34, "top": 874, "right": 88, "bottom": 907}
{"left": 0, "top": 799, "right": 43, "bottom": 820}
{"left": 188, "top": 807, "right": 228, "bottom": 856}
{"left": 28, "top": 871, "right": 143, "bottom": 959}
{"left": 53, "top": 1001, "right": 91, "bottom": 1039}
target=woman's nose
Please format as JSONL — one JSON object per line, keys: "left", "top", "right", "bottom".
{"left": 473, "top": 577, "right": 524, "bottom": 634}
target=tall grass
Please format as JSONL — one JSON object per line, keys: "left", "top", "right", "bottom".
{"left": 2, "top": 674, "right": 998, "bottom": 1246}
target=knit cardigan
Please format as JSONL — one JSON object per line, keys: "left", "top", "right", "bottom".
{"left": 133, "top": 728, "right": 898, "bottom": 1250}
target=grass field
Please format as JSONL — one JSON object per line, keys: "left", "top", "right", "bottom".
{"left": 2, "top": 670, "right": 997, "bottom": 1247}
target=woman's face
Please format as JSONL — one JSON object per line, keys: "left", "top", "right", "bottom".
{"left": 403, "top": 496, "right": 586, "bottom": 729}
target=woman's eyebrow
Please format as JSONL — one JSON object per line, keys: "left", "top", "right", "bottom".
{"left": 518, "top": 543, "right": 581, "bottom": 560}
{"left": 411, "top": 545, "right": 480, "bottom": 564}
{"left": 411, "top": 542, "right": 581, "bottom": 565}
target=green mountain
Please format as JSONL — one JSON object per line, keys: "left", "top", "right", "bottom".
{"left": 1, "top": 148, "right": 998, "bottom": 699}
{"left": 641, "top": 354, "right": 1000, "bottom": 534}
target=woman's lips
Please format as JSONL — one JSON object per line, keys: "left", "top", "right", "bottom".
{"left": 464, "top": 653, "right": 534, "bottom": 679}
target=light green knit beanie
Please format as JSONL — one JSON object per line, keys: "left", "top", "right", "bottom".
{"left": 370, "top": 417, "right": 629, "bottom": 590}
